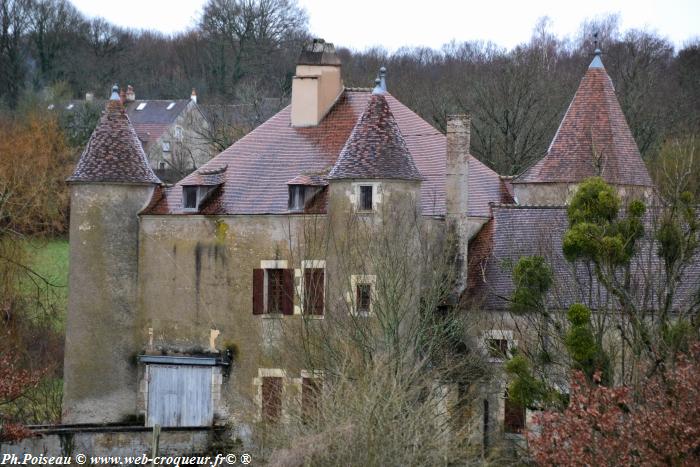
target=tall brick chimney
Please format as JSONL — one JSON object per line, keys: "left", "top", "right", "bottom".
{"left": 290, "top": 39, "right": 343, "bottom": 127}
{"left": 446, "top": 114, "right": 470, "bottom": 297}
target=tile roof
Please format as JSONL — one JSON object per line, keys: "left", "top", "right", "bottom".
{"left": 468, "top": 206, "right": 699, "bottom": 311}
{"left": 125, "top": 100, "right": 191, "bottom": 149}
{"left": 68, "top": 98, "right": 160, "bottom": 184}
{"left": 145, "top": 90, "right": 506, "bottom": 217}
{"left": 328, "top": 93, "right": 424, "bottom": 181}
{"left": 514, "top": 56, "right": 653, "bottom": 187}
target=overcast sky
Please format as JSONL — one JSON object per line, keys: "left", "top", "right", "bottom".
{"left": 70, "top": 0, "right": 699, "bottom": 52}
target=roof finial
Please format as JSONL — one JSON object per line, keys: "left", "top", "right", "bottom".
{"left": 109, "top": 84, "right": 120, "bottom": 101}
{"left": 379, "top": 66, "right": 387, "bottom": 92}
{"left": 589, "top": 32, "right": 604, "bottom": 69}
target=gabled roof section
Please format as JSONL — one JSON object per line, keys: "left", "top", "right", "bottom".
{"left": 328, "top": 93, "right": 423, "bottom": 181}
{"left": 68, "top": 90, "right": 160, "bottom": 184}
{"left": 514, "top": 52, "right": 653, "bottom": 187}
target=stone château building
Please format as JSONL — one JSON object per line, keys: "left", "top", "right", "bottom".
{"left": 61, "top": 39, "right": 696, "bottom": 444}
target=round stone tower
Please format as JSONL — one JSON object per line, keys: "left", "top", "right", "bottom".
{"left": 62, "top": 86, "right": 161, "bottom": 423}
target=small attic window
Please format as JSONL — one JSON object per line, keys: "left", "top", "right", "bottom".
{"left": 288, "top": 185, "right": 306, "bottom": 211}
{"left": 183, "top": 186, "right": 198, "bottom": 210}
{"left": 167, "top": 102, "right": 176, "bottom": 110}
{"left": 136, "top": 102, "right": 147, "bottom": 111}
{"left": 66, "top": 103, "right": 74, "bottom": 110}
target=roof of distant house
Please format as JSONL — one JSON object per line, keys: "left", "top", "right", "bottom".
{"left": 514, "top": 53, "right": 653, "bottom": 187}
{"left": 68, "top": 91, "right": 160, "bottom": 184}
{"left": 145, "top": 89, "right": 504, "bottom": 217}
{"left": 124, "top": 99, "right": 192, "bottom": 149}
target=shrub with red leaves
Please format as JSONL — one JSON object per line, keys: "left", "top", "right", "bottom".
{"left": 0, "top": 351, "right": 41, "bottom": 442}
{"left": 528, "top": 343, "right": 700, "bottom": 466}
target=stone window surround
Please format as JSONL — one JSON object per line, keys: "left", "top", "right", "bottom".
{"left": 253, "top": 368, "right": 287, "bottom": 422}
{"left": 259, "top": 260, "right": 289, "bottom": 318}
{"left": 348, "top": 274, "right": 377, "bottom": 316}
{"left": 295, "top": 260, "right": 326, "bottom": 318}
{"left": 349, "top": 182, "right": 382, "bottom": 212}
{"left": 481, "top": 330, "right": 516, "bottom": 363}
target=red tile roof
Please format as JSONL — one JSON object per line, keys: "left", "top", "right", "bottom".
{"left": 146, "top": 90, "right": 505, "bottom": 217}
{"left": 328, "top": 93, "right": 423, "bottom": 181}
{"left": 68, "top": 99, "right": 160, "bottom": 184}
{"left": 514, "top": 57, "right": 653, "bottom": 187}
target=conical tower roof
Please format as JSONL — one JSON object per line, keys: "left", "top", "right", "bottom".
{"left": 328, "top": 92, "right": 423, "bottom": 181}
{"left": 68, "top": 86, "right": 160, "bottom": 184}
{"left": 514, "top": 52, "right": 653, "bottom": 187}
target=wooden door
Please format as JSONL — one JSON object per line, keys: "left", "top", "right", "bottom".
{"left": 147, "top": 365, "right": 213, "bottom": 427}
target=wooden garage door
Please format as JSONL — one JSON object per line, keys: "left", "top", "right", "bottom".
{"left": 147, "top": 365, "right": 213, "bottom": 427}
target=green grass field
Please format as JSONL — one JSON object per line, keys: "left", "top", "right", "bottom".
{"left": 21, "top": 237, "right": 69, "bottom": 330}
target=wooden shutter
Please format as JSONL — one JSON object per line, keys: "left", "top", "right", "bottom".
{"left": 252, "top": 269, "right": 264, "bottom": 314}
{"left": 262, "top": 377, "right": 282, "bottom": 422}
{"left": 304, "top": 269, "right": 324, "bottom": 315}
{"left": 302, "top": 377, "right": 321, "bottom": 422}
{"left": 281, "top": 269, "right": 294, "bottom": 315}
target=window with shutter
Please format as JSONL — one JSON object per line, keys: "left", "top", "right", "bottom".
{"left": 302, "top": 377, "right": 321, "bottom": 423}
{"left": 262, "top": 377, "right": 282, "bottom": 423}
{"left": 253, "top": 267, "right": 294, "bottom": 315}
{"left": 304, "top": 268, "right": 324, "bottom": 315}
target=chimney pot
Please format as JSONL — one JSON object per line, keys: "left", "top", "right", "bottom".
{"left": 191, "top": 88, "right": 197, "bottom": 104}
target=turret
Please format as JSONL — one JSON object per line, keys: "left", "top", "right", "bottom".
{"left": 62, "top": 85, "right": 160, "bottom": 423}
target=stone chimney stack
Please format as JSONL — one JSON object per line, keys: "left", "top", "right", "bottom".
{"left": 191, "top": 88, "right": 197, "bottom": 104}
{"left": 291, "top": 38, "right": 343, "bottom": 127}
{"left": 446, "top": 114, "right": 470, "bottom": 297}
{"left": 126, "top": 84, "right": 135, "bottom": 102}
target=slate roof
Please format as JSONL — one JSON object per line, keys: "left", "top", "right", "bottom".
{"left": 328, "top": 93, "right": 424, "bottom": 181}
{"left": 145, "top": 90, "right": 504, "bottom": 217}
{"left": 514, "top": 54, "right": 653, "bottom": 187}
{"left": 468, "top": 205, "right": 700, "bottom": 312}
{"left": 124, "top": 100, "right": 191, "bottom": 149}
{"left": 68, "top": 98, "right": 160, "bottom": 184}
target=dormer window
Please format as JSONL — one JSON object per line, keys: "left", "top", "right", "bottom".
{"left": 288, "top": 185, "right": 306, "bottom": 211}
{"left": 286, "top": 174, "right": 328, "bottom": 213}
{"left": 183, "top": 186, "right": 198, "bottom": 209}
{"left": 136, "top": 102, "right": 147, "bottom": 111}
{"left": 167, "top": 102, "right": 176, "bottom": 110}
{"left": 182, "top": 165, "right": 227, "bottom": 212}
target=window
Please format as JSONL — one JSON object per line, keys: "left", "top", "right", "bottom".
{"left": 359, "top": 185, "right": 373, "bottom": 211}
{"left": 301, "top": 376, "right": 322, "bottom": 422}
{"left": 288, "top": 185, "right": 306, "bottom": 211}
{"left": 136, "top": 102, "right": 147, "bottom": 110}
{"left": 356, "top": 284, "right": 371, "bottom": 313}
{"left": 162, "top": 141, "right": 171, "bottom": 152}
{"left": 267, "top": 269, "right": 285, "bottom": 313}
{"left": 482, "top": 330, "right": 514, "bottom": 362}
{"left": 303, "top": 268, "right": 324, "bottom": 315}
{"left": 486, "top": 339, "right": 509, "bottom": 359}
{"left": 167, "top": 102, "right": 176, "bottom": 110}
{"left": 174, "top": 126, "right": 183, "bottom": 141}
{"left": 253, "top": 264, "right": 294, "bottom": 315}
{"left": 159, "top": 162, "right": 165, "bottom": 170}
{"left": 350, "top": 275, "right": 376, "bottom": 315}
{"left": 183, "top": 186, "right": 198, "bottom": 209}
{"left": 504, "top": 391, "right": 526, "bottom": 434}
{"left": 262, "top": 376, "right": 283, "bottom": 423}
